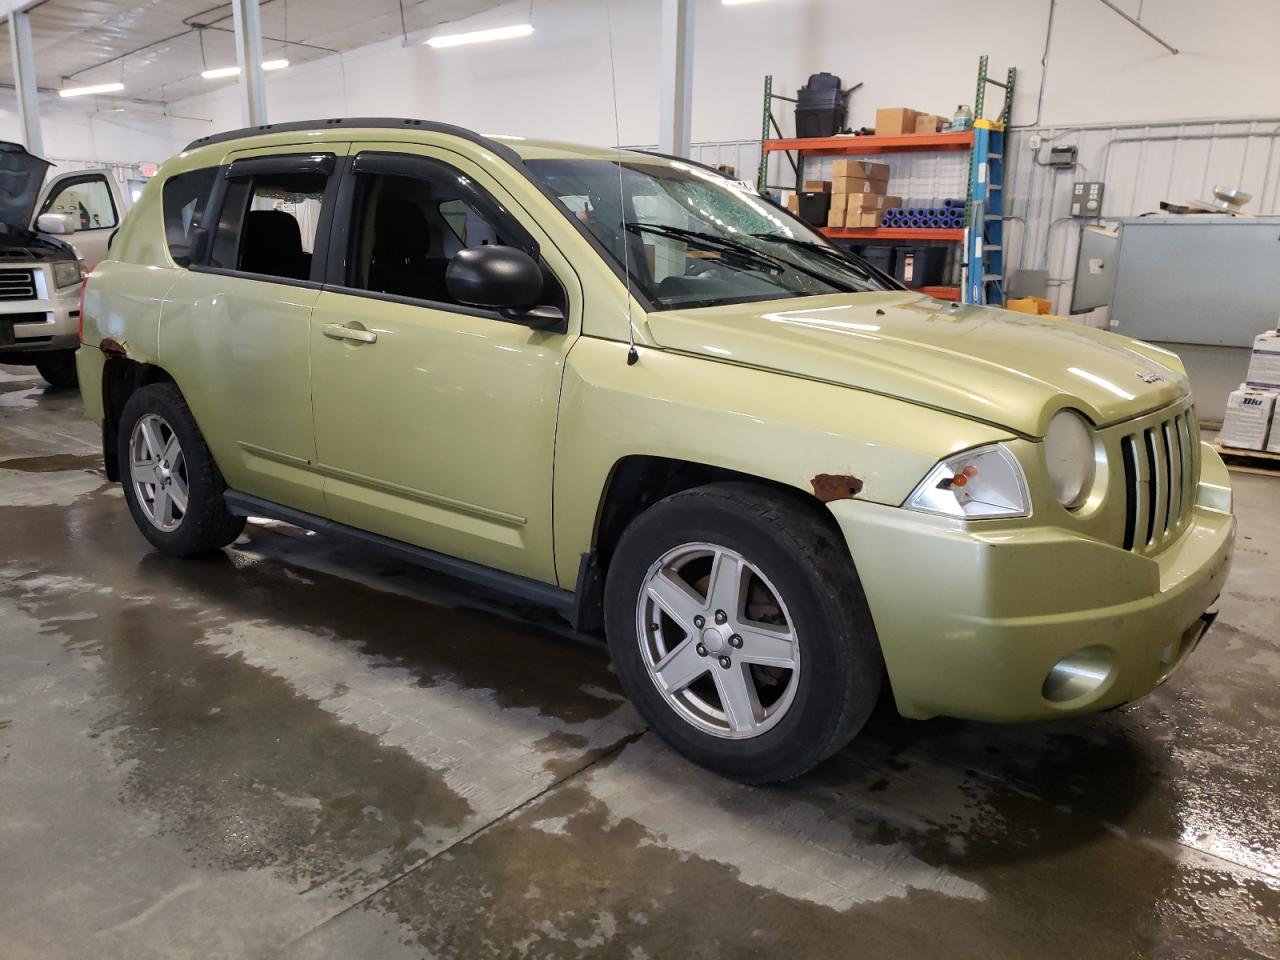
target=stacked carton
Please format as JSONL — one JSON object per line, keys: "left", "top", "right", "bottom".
{"left": 1246, "top": 330, "right": 1280, "bottom": 391}
{"left": 826, "top": 159, "right": 901, "bottom": 229}
{"left": 1251, "top": 330, "right": 1280, "bottom": 454}
{"left": 1220, "top": 329, "right": 1280, "bottom": 452}
{"left": 1220, "top": 388, "right": 1277, "bottom": 451}
{"left": 875, "top": 108, "right": 949, "bottom": 135}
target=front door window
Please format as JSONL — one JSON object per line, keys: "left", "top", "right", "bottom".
{"left": 345, "top": 171, "right": 517, "bottom": 305}
{"left": 42, "top": 175, "right": 118, "bottom": 231}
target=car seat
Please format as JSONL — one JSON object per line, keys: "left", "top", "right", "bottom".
{"left": 240, "top": 210, "right": 309, "bottom": 280}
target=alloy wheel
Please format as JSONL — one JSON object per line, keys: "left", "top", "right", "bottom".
{"left": 635, "top": 542, "right": 800, "bottom": 739}
{"left": 129, "top": 413, "right": 189, "bottom": 532}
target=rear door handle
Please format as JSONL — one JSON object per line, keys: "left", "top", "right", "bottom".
{"left": 323, "top": 323, "right": 377, "bottom": 344}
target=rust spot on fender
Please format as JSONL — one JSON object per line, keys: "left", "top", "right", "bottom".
{"left": 99, "top": 337, "right": 126, "bottom": 357}
{"left": 811, "top": 473, "right": 864, "bottom": 503}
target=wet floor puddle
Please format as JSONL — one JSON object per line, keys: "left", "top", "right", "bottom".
{"left": 1, "top": 393, "right": 1278, "bottom": 958}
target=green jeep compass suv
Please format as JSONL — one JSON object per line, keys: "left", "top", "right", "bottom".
{"left": 76, "top": 118, "right": 1235, "bottom": 782}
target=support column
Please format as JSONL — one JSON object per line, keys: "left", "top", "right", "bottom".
{"left": 8, "top": 10, "right": 42, "bottom": 156}
{"left": 230, "top": 0, "right": 267, "bottom": 126}
{"left": 658, "top": 0, "right": 694, "bottom": 157}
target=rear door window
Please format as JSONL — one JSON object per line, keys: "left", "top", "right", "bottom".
{"left": 208, "top": 166, "right": 332, "bottom": 283}
{"left": 161, "top": 167, "right": 218, "bottom": 266}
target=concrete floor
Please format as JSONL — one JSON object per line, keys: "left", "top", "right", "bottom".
{"left": 0, "top": 363, "right": 1277, "bottom": 960}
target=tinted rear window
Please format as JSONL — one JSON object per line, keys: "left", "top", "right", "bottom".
{"left": 162, "top": 167, "right": 218, "bottom": 265}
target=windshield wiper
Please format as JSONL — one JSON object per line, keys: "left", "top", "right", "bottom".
{"left": 624, "top": 222, "right": 791, "bottom": 275}
{"left": 752, "top": 232, "right": 902, "bottom": 289}
{"left": 750, "top": 233, "right": 875, "bottom": 273}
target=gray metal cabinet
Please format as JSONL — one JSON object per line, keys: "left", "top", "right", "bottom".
{"left": 1110, "top": 216, "right": 1280, "bottom": 348}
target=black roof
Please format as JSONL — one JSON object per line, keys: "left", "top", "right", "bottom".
{"left": 184, "top": 117, "right": 523, "bottom": 165}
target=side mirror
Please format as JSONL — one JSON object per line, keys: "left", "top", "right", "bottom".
{"left": 37, "top": 212, "right": 76, "bottom": 235}
{"left": 446, "top": 245, "right": 544, "bottom": 312}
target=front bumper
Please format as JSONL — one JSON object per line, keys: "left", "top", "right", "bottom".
{"left": 832, "top": 442, "right": 1235, "bottom": 722}
{"left": 0, "top": 264, "right": 80, "bottom": 356}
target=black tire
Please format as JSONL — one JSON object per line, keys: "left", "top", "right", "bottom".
{"left": 117, "top": 383, "right": 246, "bottom": 557}
{"left": 36, "top": 350, "right": 79, "bottom": 390}
{"left": 604, "top": 482, "right": 882, "bottom": 784}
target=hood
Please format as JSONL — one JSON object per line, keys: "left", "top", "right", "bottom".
{"left": 645, "top": 292, "right": 1190, "bottom": 437}
{"left": 0, "top": 140, "right": 50, "bottom": 234}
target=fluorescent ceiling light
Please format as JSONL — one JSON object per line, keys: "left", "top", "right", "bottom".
{"left": 59, "top": 81, "right": 125, "bottom": 98}
{"left": 722, "top": 0, "right": 770, "bottom": 5}
{"left": 425, "top": 23, "right": 533, "bottom": 48}
{"left": 201, "top": 59, "right": 289, "bottom": 80}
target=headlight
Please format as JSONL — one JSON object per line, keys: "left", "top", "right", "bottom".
{"left": 52, "top": 259, "right": 84, "bottom": 290}
{"left": 905, "top": 444, "right": 1030, "bottom": 519}
{"left": 1044, "top": 409, "right": 1096, "bottom": 509}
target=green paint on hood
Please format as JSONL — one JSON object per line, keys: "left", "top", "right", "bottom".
{"left": 646, "top": 291, "right": 1190, "bottom": 437}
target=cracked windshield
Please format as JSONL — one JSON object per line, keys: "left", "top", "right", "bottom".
{"left": 529, "top": 158, "right": 891, "bottom": 309}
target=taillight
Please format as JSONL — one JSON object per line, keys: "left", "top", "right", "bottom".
{"left": 77, "top": 276, "right": 88, "bottom": 342}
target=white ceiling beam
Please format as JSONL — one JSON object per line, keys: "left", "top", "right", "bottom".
{"left": 658, "top": 0, "right": 695, "bottom": 158}
{"left": 230, "top": 0, "right": 267, "bottom": 126}
{"left": 7, "top": 8, "right": 43, "bottom": 155}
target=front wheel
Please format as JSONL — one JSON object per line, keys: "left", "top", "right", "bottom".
{"left": 36, "top": 350, "right": 79, "bottom": 389}
{"left": 604, "top": 482, "right": 882, "bottom": 783}
{"left": 117, "top": 383, "right": 245, "bottom": 557}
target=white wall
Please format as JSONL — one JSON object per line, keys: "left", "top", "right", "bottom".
{"left": 0, "top": 89, "right": 178, "bottom": 166}
{"left": 161, "top": 0, "right": 660, "bottom": 152}
{"left": 5, "top": 0, "right": 1275, "bottom": 162}
{"left": 150, "top": 0, "right": 1280, "bottom": 156}
{"left": 688, "top": 0, "right": 1280, "bottom": 134}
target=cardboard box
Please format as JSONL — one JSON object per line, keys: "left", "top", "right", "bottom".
{"left": 1245, "top": 329, "right": 1280, "bottom": 389}
{"left": 913, "top": 114, "right": 944, "bottom": 134}
{"left": 1268, "top": 409, "right": 1280, "bottom": 454}
{"left": 802, "top": 180, "right": 831, "bottom": 194}
{"left": 827, "top": 193, "right": 849, "bottom": 226}
{"left": 1006, "top": 295, "right": 1053, "bottom": 316}
{"left": 846, "top": 193, "right": 902, "bottom": 211}
{"left": 832, "top": 175, "right": 887, "bottom": 195}
{"left": 1219, "top": 385, "right": 1278, "bottom": 451}
{"left": 784, "top": 192, "right": 800, "bottom": 215}
{"left": 832, "top": 159, "right": 890, "bottom": 182}
{"left": 855, "top": 210, "right": 883, "bottom": 228}
{"left": 875, "top": 107, "right": 919, "bottom": 136}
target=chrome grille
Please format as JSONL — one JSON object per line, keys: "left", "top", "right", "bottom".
{"left": 1119, "top": 405, "right": 1198, "bottom": 552}
{"left": 0, "top": 269, "right": 36, "bottom": 301}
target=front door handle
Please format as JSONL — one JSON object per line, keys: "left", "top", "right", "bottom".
{"left": 323, "top": 323, "right": 377, "bottom": 344}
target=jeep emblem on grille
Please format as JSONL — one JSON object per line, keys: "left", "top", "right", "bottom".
{"left": 1136, "top": 371, "right": 1164, "bottom": 383}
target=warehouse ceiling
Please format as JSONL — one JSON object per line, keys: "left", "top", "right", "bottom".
{"left": 0, "top": 0, "right": 511, "bottom": 105}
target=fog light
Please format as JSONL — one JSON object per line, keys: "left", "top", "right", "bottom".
{"left": 1042, "top": 645, "right": 1115, "bottom": 703}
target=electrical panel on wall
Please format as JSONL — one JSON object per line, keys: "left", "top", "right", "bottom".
{"left": 1071, "top": 181, "right": 1105, "bottom": 217}
{"left": 1047, "top": 145, "right": 1077, "bottom": 168}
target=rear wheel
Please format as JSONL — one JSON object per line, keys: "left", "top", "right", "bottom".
{"left": 36, "top": 350, "right": 78, "bottom": 389}
{"left": 604, "top": 482, "right": 881, "bottom": 783}
{"left": 117, "top": 383, "right": 245, "bottom": 556}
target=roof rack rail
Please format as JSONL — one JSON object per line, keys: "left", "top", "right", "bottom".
{"left": 184, "top": 117, "right": 523, "bottom": 165}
